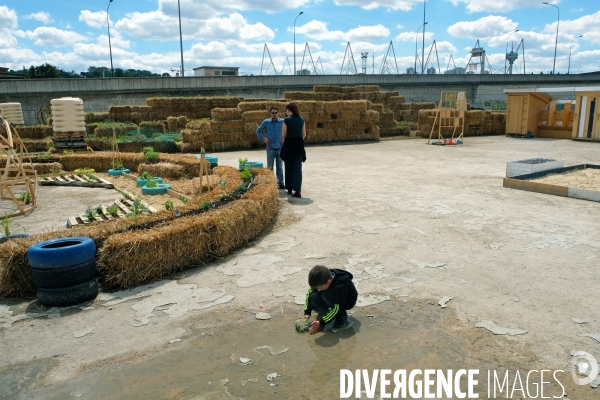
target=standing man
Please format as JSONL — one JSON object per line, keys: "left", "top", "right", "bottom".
{"left": 256, "top": 106, "right": 285, "bottom": 189}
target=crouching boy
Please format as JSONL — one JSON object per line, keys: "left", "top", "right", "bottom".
{"left": 301, "top": 265, "right": 358, "bottom": 334}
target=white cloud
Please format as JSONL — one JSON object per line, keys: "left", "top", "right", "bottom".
{"left": 24, "top": 12, "right": 52, "bottom": 24}
{"left": 0, "top": 6, "right": 17, "bottom": 49}
{"left": 448, "top": 16, "right": 517, "bottom": 39}
{"left": 447, "top": 0, "right": 558, "bottom": 13}
{"left": 157, "top": 0, "right": 310, "bottom": 18}
{"left": 548, "top": 11, "right": 600, "bottom": 45}
{"left": 332, "top": 0, "right": 423, "bottom": 11}
{"left": 294, "top": 21, "right": 389, "bottom": 42}
{"left": 79, "top": 10, "right": 109, "bottom": 29}
{"left": 15, "top": 27, "right": 87, "bottom": 47}
{"left": 396, "top": 31, "right": 434, "bottom": 42}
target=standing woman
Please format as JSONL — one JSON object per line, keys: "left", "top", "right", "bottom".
{"left": 281, "top": 102, "right": 306, "bottom": 198}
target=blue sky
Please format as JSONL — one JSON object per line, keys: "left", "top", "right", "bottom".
{"left": 0, "top": 0, "right": 598, "bottom": 76}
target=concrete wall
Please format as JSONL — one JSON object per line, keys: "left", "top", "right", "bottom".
{"left": 2, "top": 73, "right": 599, "bottom": 125}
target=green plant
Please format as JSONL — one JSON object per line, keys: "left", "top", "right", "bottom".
{"left": 145, "top": 150, "right": 159, "bottom": 162}
{"left": 122, "top": 191, "right": 134, "bottom": 201}
{"left": 86, "top": 173, "right": 99, "bottom": 182}
{"left": 111, "top": 160, "right": 124, "bottom": 170}
{"left": 127, "top": 196, "right": 149, "bottom": 224}
{"left": 40, "top": 174, "right": 46, "bottom": 179}
{"left": 48, "top": 142, "right": 55, "bottom": 149}
{"left": 240, "top": 167, "right": 252, "bottom": 180}
{"left": 238, "top": 157, "right": 248, "bottom": 165}
{"left": 199, "top": 201, "right": 211, "bottom": 210}
{"left": 106, "top": 204, "right": 119, "bottom": 217}
{"left": 59, "top": 174, "right": 65, "bottom": 179}
{"left": 179, "top": 196, "right": 188, "bottom": 205}
{"left": 142, "top": 146, "right": 154, "bottom": 155}
{"left": 84, "top": 206, "right": 97, "bottom": 222}
{"left": 38, "top": 153, "right": 51, "bottom": 160}
{"left": 164, "top": 199, "right": 174, "bottom": 212}
{"left": 145, "top": 179, "right": 158, "bottom": 188}
{"left": 95, "top": 205, "right": 103, "bottom": 215}
{"left": 49, "top": 167, "right": 58, "bottom": 175}
{"left": 140, "top": 171, "right": 152, "bottom": 181}
{"left": 62, "top": 149, "right": 73, "bottom": 155}
{"left": 235, "top": 183, "right": 248, "bottom": 192}
{"left": 1, "top": 214, "right": 10, "bottom": 237}
{"left": 18, "top": 192, "right": 32, "bottom": 204}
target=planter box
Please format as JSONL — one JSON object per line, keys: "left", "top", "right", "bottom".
{"left": 506, "top": 158, "right": 564, "bottom": 178}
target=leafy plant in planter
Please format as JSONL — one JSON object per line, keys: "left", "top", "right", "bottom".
{"left": 106, "top": 204, "right": 119, "bottom": 217}
{"left": 164, "top": 199, "right": 174, "bottom": 213}
{"left": 216, "top": 179, "right": 231, "bottom": 200}
{"left": 235, "top": 183, "right": 248, "bottom": 192}
{"left": 111, "top": 160, "right": 124, "bottom": 170}
{"left": 95, "top": 205, "right": 103, "bottom": 215}
{"left": 145, "top": 179, "right": 158, "bottom": 188}
{"left": 142, "top": 146, "right": 160, "bottom": 163}
{"left": 38, "top": 153, "right": 51, "bottom": 161}
{"left": 140, "top": 171, "right": 152, "bottom": 181}
{"left": 240, "top": 167, "right": 252, "bottom": 180}
{"left": 18, "top": 192, "right": 32, "bottom": 204}
{"left": 127, "top": 196, "right": 149, "bottom": 225}
{"left": 199, "top": 201, "right": 211, "bottom": 211}
{"left": 84, "top": 206, "right": 98, "bottom": 222}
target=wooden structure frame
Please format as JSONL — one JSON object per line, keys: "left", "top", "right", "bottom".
{"left": 504, "top": 86, "right": 600, "bottom": 141}
{"left": 427, "top": 91, "right": 467, "bottom": 144}
{"left": 0, "top": 115, "right": 38, "bottom": 217}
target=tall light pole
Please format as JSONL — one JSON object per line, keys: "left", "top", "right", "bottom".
{"left": 421, "top": 0, "right": 426, "bottom": 74}
{"left": 177, "top": 0, "right": 185, "bottom": 77}
{"left": 568, "top": 35, "right": 582, "bottom": 74}
{"left": 107, "top": 0, "right": 114, "bottom": 77}
{"left": 293, "top": 11, "right": 304, "bottom": 76}
{"left": 414, "top": 22, "right": 428, "bottom": 74}
{"left": 504, "top": 29, "right": 520, "bottom": 74}
{"left": 543, "top": 2, "right": 559, "bottom": 74}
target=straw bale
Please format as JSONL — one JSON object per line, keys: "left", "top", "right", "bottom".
{"left": 186, "top": 120, "right": 212, "bottom": 132}
{"left": 21, "top": 139, "right": 52, "bottom": 153}
{"left": 14, "top": 125, "right": 53, "bottom": 140}
{"left": 341, "top": 86, "right": 355, "bottom": 94}
{"left": 323, "top": 120, "right": 354, "bottom": 130}
{"left": 167, "top": 116, "right": 179, "bottom": 132}
{"left": 380, "top": 127, "right": 411, "bottom": 137}
{"left": 181, "top": 129, "right": 204, "bottom": 144}
{"left": 136, "top": 162, "right": 186, "bottom": 179}
{"left": 119, "top": 141, "right": 179, "bottom": 154}
{"left": 177, "top": 116, "right": 188, "bottom": 129}
{"left": 353, "top": 85, "right": 380, "bottom": 93}
{"left": 94, "top": 123, "right": 138, "bottom": 137}
{"left": 211, "top": 108, "right": 243, "bottom": 121}
{"left": 139, "top": 121, "right": 166, "bottom": 133}
{"left": 324, "top": 101, "right": 344, "bottom": 114}
{"left": 85, "top": 112, "right": 110, "bottom": 124}
{"left": 342, "top": 100, "right": 370, "bottom": 112}
{"left": 238, "top": 101, "right": 269, "bottom": 112}
{"left": 285, "top": 92, "right": 345, "bottom": 102}
{"left": 313, "top": 85, "right": 343, "bottom": 93}
{"left": 244, "top": 123, "right": 260, "bottom": 136}
{"left": 466, "top": 110, "right": 484, "bottom": 125}
{"left": 379, "top": 110, "right": 396, "bottom": 127}
{"left": 304, "top": 121, "right": 318, "bottom": 131}
{"left": 371, "top": 104, "right": 384, "bottom": 113}
{"left": 389, "top": 96, "right": 406, "bottom": 107}
{"left": 413, "top": 102, "right": 436, "bottom": 110}
{"left": 360, "top": 110, "right": 379, "bottom": 124}
{"left": 22, "top": 162, "right": 61, "bottom": 175}
{"left": 338, "top": 111, "right": 362, "bottom": 121}
{"left": 211, "top": 120, "right": 244, "bottom": 134}
{"left": 243, "top": 110, "right": 270, "bottom": 124}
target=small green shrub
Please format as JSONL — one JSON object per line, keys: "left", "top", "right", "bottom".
{"left": 235, "top": 183, "right": 248, "bottom": 192}
{"left": 164, "top": 199, "right": 174, "bottom": 212}
{"left": 199, "top": 201, "right": 211, "bottom": 210}
{"left": 145, "top": 179, "right": 158, "bottom": 188}
{"left": 140, "top": 171, "right": 152, "bottom": 181}
{"left": 106, "top": 204, "right": 119, "bottom": 217}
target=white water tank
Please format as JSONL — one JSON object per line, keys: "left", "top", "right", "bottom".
{"left": 0, "top": 103, "right": 25, "bottom": 125}
{"left": 51, "top": 97, "right": 86, "bottom": 134}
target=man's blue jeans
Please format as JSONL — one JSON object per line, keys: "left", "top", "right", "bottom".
{"left": 266, "top": 148, "right": 284, "bottom": 186}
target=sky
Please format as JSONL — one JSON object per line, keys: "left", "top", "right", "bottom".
{"left": 0, "top": 0, "right": 598, "bottom": 77}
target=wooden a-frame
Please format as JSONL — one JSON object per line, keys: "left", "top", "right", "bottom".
{"left": 427, "top": 91, "right": 467, "bottom": 144}
{"left": 0, "top": 115, "right": 38, "bottom": 217}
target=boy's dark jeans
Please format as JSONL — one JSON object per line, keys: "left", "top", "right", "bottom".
{"left": 308, "top": 290, "right": 357, "bottom": 325}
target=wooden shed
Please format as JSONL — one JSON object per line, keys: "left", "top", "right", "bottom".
{"left": 504, "top": 86, "right": 600, "bottom": 141}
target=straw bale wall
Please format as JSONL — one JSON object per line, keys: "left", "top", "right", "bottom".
{"left": 94, "top": 123, "right": 138, "bottom": 137}
{"left": 353, "top": 85, "right": 381, "bottom": 93}
{"left": 21, "top": 139, "right": 52, "bottom": 153}
{"left": 139, "top": 121, "right": 166, "bottom": 133}
{"left": 84, "top": 112, "right": 110, "bottom": 124}
{"left": 108, "top": 106, "right": 152, "bottom": 124}
{"left": 313, "top": 85, "right": 344, "bottom": 93}
{"left": 0, "top": 167, "right": 279, "bottom": 296}
{"left": 13, "top": 125, "right": 53, "bottom": 140}
{"left": 211, "top": 108, "right": 243, "bottom": 121}
{"left": 417, "top": 109, "right": 506, "bottom": 138}
{"left": 23, "top": 162, "right": 62, "bottom": 174}
{"left": 146, "top": 97, "right": 243, "bottom": 120}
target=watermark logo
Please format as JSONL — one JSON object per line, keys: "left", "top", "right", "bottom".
{"left": 571, "top": 351, "right": 598, "bottom": 386}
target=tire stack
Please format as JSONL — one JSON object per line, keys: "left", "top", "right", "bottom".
{"left": 0, "top": 102, "right": 25, "bottom": 125}
{"left": 28, "top": 237, "right": 99, "bottom": 307}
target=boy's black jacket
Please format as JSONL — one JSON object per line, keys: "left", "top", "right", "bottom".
{"left": 303, "top": 268, "right": 355, "bottom": 326}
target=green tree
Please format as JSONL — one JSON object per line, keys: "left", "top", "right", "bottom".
{"left": 27, "top": 63, "right": 60, "bottom": 79}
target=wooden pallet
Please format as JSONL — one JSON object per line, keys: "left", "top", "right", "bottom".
{"left": 52, "top": 135, "right": 87, "bottom": 149}
{"left": 40, "top": 174, "right": 114, "bottom": 189}
{"left": 66, "top": 195, "right": 157, "bottom": 228}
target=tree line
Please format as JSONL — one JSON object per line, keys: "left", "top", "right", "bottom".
{"left": 9, "top": 63, "right": 170, "bottom": 78}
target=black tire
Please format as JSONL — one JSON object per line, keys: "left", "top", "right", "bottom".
{"left": 36, "top": 278, "right": 98, "bottom": 307}
{"left": 31, "top": 258, "right": 97, "bottom": 289}
{"left": 27, "top": 237, "right": 96, "bottom": 269}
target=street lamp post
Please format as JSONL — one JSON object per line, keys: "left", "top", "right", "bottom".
{"left": 414, "top": 22, "right": 428, "bottom": 74}
{"left": 543, "top": 2, "right": 559, "bottom": 74}
{"left": 504, "top": 29, "right": 520, "bottom": 74}
{"left": 107, "top": 0, "right": 114, "bottom": 77}
{"left": 293, "top": 11, "right": 304, "bottom": 76}
{"left": 422, "top": 0, "right": 426, "bottom": 74}
{"left": 568, "top": 35, "right": 583, "bottom": 74}
{"left": 177, "top": 0, "right": 184, "bottom": 77}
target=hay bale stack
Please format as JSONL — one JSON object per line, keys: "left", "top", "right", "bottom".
{"left": 14, "top": 125, "right": 53, "bottom": 140}
{"left": 284, "top": 92, "right": 346, "bottom": 102}
{"left": 243, "top": 110, "right": 270, "bottom": 124}
{"left": 94, "top": 123, "right": 138, "bottom": 137}
{"left": 210, "top": 120, "right": 244, "bottom": 134}
{"left": 108, "top": 106, "right": 150, "bottom": 124}
{"left": 21, "top": 139, "right": 52, "bottom": 153}
{"left": 353, "top": 85, "right": 380, "bottom": 93}
{"left": 389, "top": 96, "right": 406, "bottom": 107}
{"left": 237, "top": 101, "right": 269, "bottom": 112}
{"left": 182, "top": 120, "right": 211, "bottom": 151}
{"left": 417, "top": 109, "right": 438, "bottom": 138}
{"left": 24, "top": 162, "right": 62, "bottom": 175}
{"left": 341, "top": 86, "right": 355, "bottom": 94}
{"left": 211, "top": 108, "right": 243, "bottom": 121}
{"left": 204, "top": 132, "right": 251, "bottom": 152}
{"left": 313, "top": 85, "right": 343, "bottom": 93}
{"left": 84, "top": 112, "right": 110, "bottom": 124}
{"left": 371, "top": 104, "right": 384, "bottom": 113}
{"left": 136, "top": 162, "right": 185, "bottom": 179}
{"left": 146, "top": 97, "right": 242, "bottom": 120}
{"left": 59, "top": 152, "right": 145, "bottom": 172}
{"left": 379, "top": 110, "right": 396, "bottom": 128}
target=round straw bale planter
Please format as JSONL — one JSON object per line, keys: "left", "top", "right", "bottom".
{"left": 136, "top": 177, "right": 163, "bottom": 187}
{"left": 141, "top": 183, "right": 170, "bottom": 195}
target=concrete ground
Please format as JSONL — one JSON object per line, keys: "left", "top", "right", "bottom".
{"left": 1, "top": 136, "right": 599, "bottom": 399}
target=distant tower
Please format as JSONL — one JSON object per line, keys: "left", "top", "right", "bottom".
{"left": 506, "top": 49, "right": 518, "bottom": 74}
{"left": 468, "top": 40, "right": 486, "bottom": 74}
{"left": 361, "top": 52, "right": 369, "bottom": 74}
